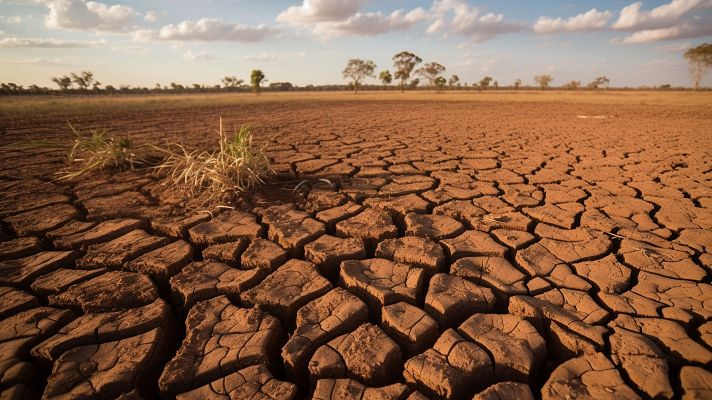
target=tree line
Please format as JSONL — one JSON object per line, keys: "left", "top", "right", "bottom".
{"left": 1, "top": 43, "right": 709, "bottom": 96}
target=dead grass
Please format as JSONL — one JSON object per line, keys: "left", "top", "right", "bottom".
{"left": 1, "top": 90, "right": 710, "bottom": 120}
{"left": 153, "top": 118, "right": 271, "bottom": 206}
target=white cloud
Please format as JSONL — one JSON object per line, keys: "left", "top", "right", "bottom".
{"left": 611, "top": 19, "right": 712, "bottom": 43}
{"left": 0, "top": 36, "right": 105, "bottom": 47}
{"left": 6, "top": 15, "right": 23, "bottom": 23}
{"left": 40, "top": 0, "right": 137, "bottom": 32}
{"left": 136, "top": 18, "right": 279, "bottom": 42}
{"left": 312, "top": 8, "right": 426, "bottom": 37}
{"left": 277, "top": 0, "right": 425, "bottom": 37}
{"left": 111, "top": 45, "right": 148, "bottom": 54}
{"left": 144, "top": 10, "right": 156, "bottom": 22}
{"left": 427, "top": 0, "right": 524, "bottom": 42}
{"left": 534, "top": 8, "right": 612, "bottom": 33}
{"left": 613, "top": 0, "right": 711, "bottom": 30}
{"left": 655, "top": 42, "right": 691, "bottom": 51}
{"left": 0, "top": 57, "right": 97, "bottom": 67}
{"left": 277, "top": 0, "right": 368, "bottom": 23}
{"left": 183, "top": 50, "right": 218, "bottom": 61}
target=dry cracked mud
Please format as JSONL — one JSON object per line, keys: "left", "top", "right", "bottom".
{"left": 1, "top": 96, "right": 711, "bottom": 399}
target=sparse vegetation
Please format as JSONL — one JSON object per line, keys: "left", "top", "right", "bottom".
{"left": 393, "top": 51, "right": 422, "bottom": 93}
{"left": 684, "top": 43, "right": 712, "bottom": 90}
{"left": 343, "top": 59, "right": 376, "bottom": 93}
{"left": 448, "top": 75, "right": 460, "bottom": 88}
{"left": 535, "top": 75, "right": 554, "bottom": 90}
{"left": 563, "top": 80, "right": 581, "bottom": 90}
{"left": 416, "top": 62, "right": 446, "bottom": 89}
{"left": 587, "top": 76, "right": 610, "bottom": 90}
{"left": 513, "top": 79, "right": 522, "bottom": 90}
{"left": 251, "top": 70, "right": 266, "bottom": 93}
{"left": 379, "top": 70, "right": 392, "bottom": 89}
{"left": 479, "top": 76, "right": 493, "bottom": 90}
{"left": 154, "top": 119, "right": 271, "bottom": 205}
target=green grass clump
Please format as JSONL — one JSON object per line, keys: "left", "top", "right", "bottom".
{"left": 154, "top": 118, "right": 271, "bottom": 205}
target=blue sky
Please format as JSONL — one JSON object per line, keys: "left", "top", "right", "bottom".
{"left": 1, "top": 0, "right": 711, "bottom": 88}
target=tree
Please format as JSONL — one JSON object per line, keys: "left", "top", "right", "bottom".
{"left": 393, "top": 51, "right": 422, "bottom": 93}
{"left": 448, "top": 75, "right": 460, "bottom": 88}
{"left": 379, "top": 70, "right": 392, "bottom": 89}
{"left": 478, "top": 76, "right": 493, "bottom": 90}
{"left": 52, "top": 75, "right": 72, "bottom": 90}
{"left": 410, "top": 78, "right": 420, "bottom": 89}
{"left": 684, "top": 43, "right": 712, "bottom": 90}
{"left": 493, "top": 80, "right": 499, "bottom": 89}
{"left": 342, "top": 59, "right": 376, "bottom": 93}
{"left": 534, "top": 75, "right": 553, "bottom": 89}
{"left": 513, "top": 78, "right": 522, "bottom": 90}
{"left": 70, "top": 71, "right": 95, "bottom": 90}
{"left": 221, "top": 76, "right": 244, "bottom": 89}
{"left": 250, "top": 69, "right": 265, "bottom": 93}
{"left": 563, "top": 80, "right": 581, "bottom": 90}
{"left": 587, "top": 76, "right": 610, "bottom": 90}
{"left": 416, "top": 62, "right": 446, "bottom": 88}
{"left": 434, "top": 76, "right": 447, "bottom": 91}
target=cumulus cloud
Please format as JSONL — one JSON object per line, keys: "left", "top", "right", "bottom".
{"left": 40, "top": 0, "right": 137, "bottom": 32}
{"left": 277, "top": 0, "right": 425, "bottom": 37}
{"left": 427, "top": 0, "right": 524, "bottom": 42}
{"left": 144, "top": 10, "right": 156, "bottom": 22}
{"left": 534, "top": 8, "right": 613, "bottom": 33}
{"left": 313, "top": 8, "right": 426, "bottom": 37}
{"left": 612, "top": 0, "right": 711, "bottom": 30}
{"left": 0, "top": 36, "right": 105, "bottom": 47}
{"left": 277, "top": 0, "right": 368, "bottom": 23}
{"left": 136, "top": 18, "right": 279, "bottom": 42}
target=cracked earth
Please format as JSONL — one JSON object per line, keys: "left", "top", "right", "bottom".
{"left": 0, "top": 97, "right": 711, "bottom": 399}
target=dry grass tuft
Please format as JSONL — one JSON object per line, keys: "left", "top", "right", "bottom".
{"left": 153, "top": 118, "right": 271, "bottom": 205}
{"left": 57, "top": 124, "right": 146, "bottom": 180}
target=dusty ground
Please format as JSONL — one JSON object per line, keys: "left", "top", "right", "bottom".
{"left": 0, "top": 91, "right": 711, "bottom": 400}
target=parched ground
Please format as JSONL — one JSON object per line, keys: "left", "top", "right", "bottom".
{"left": 1, "top": 92, "right": 711, "bottom": 400}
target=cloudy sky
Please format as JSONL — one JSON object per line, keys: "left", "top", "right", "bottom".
{"left": 1, "top": 0, "right": 711, "bottom": 88}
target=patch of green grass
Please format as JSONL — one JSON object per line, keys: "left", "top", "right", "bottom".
{"left": 153, "top": 118, "right": 271, "bottom": 205}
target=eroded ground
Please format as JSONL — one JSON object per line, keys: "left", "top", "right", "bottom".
{"left": 1, "top": 93, "right": 711, "bottom": 400}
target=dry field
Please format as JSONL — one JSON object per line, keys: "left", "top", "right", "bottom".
{"left": 0, "top": 91, "right": 711, "bottom": 400}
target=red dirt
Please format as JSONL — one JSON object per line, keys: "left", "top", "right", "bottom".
{"left": 1, "top": 96, "right": 711, "bottom": 399}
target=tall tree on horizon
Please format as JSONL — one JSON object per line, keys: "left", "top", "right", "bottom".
{"left": 393, "top": 51, "right": 422, "bottom": 93}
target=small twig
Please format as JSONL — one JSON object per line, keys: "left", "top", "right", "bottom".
{"left": 604, "top": 231, "right": 626, "bottom": 239}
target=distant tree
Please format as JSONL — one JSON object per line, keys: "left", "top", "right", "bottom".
{"left": 379, "top": 70, "right": 392, "bottom": 89}
{"left": 513, "top": 78, "right": 522, "bottom": 90}
{"left": 684, "top": 43, "right": 712, "bottom": 90}
{"left": 587, "top": 76, "right": 610, "bottom": 90}
{"left": 52, "top": 75, "right": 72, "bottom": 90}
{"left": 221, "top": 76, "right": 244, "bottom": 89}
{"left": 393, "top": 51, "right": 422, "bottom": 92}
{"left": 534, "top": 74, "right": 553, "bottom": 89}
{"left": 659, "top": 84, "right": 672, "bottom": 90}
{"left": 410, "top": 78, "right": 420, "bottom": 89}
{"left": 448, "top": 74, "right": 460, "bottom": 88}
{"left": 478, "top": 76, "right": 493, "bottom": 90}
{"left": 155, "top": 83, "right": 161, "bottom": 90}
{"left": 342, "top": 59, "right": 376, "bottom": 93}
{"left": 92, "top": 80, "right": 101, "bottom": 90}
{"left": 192, "top": 83, "right": 201, "bottom": 90}
{"left": 70, "top": 71, "right": 95, "bottom": 90}
{"left": 493, "top": 80, "right": 499, "bottom": 89}
{"left": 269, "top": 82, "right": 293, "bottom": 91}
{"left": 250, "top": 69, "right": 265, "bottom": 93}
{"left": 563, "top": 80, "right": 581, "bottom": 90}
{"left": 105, "top": 85, "right": 116, "bottom": 92}
{"left": 416, "top": 62, "right": 446, "bottom": 89}
{"left": 434, "top": 76, "right": 447, "bottom": 91}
